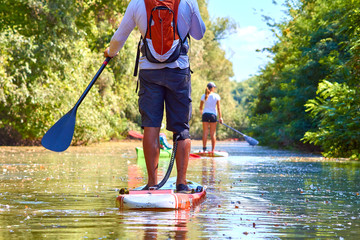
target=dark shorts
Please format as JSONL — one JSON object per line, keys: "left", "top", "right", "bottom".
{"left": 138, "top": 68, "right": 192, "bottom": 139}
{"left": 202, "top": 113, "right": 217, "bottom": 122}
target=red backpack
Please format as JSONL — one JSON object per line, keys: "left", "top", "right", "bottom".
{"left": 134, "top": 0, "right": 188, "bottom": 76}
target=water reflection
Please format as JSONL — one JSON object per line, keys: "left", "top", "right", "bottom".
{"left": 201, "top": 157, "right": 216, "bottom": 190}
{"left": 117, "top": 209, "right": 194, "bottom": 239}
{"left": 1, "top": 141, "right": 360, "bottom": 239}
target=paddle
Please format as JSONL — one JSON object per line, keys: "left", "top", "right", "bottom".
{"left": 220, "top": 122, "right": 259, "bottom": 146}
{"left": 41, "top": 57, "right": 112, "bottom": 152}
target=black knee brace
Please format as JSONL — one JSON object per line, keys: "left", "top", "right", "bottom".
{"left": 173, "top": 130, "right": 190, "bottom": 142}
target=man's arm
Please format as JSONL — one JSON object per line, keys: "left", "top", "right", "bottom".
{"left": 104, "top": 0, "right": 137, "bottom": 57}
{"left": 188, "top": 0, "right": 206, "bottom": 40}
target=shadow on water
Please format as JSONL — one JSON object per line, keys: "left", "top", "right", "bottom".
{"left": 1, "top": 140, "right": 359, "bottom": 239}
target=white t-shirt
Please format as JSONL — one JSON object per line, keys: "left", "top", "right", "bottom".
{"left": 108, "top": 0, "right": 206, "bottom": 70}
{"left": 201, "top": 93, "right": 221, "bottom": 116}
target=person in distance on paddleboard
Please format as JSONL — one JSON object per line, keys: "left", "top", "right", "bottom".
{"left": 104, "top": 0, "right": 206, "bottom": 192}
{"left": 199, "top": 82, "right": 223, "bottom": 152}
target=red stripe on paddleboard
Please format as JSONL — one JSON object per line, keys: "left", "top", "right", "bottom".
{"left": 174, "top": 191, "right": 207, "bottom": 209}
{"left": 116, "top": 195, "right": 124, "bottom": 208}
{"left": 173, "top": 193, "right": 179, "bottom": 209}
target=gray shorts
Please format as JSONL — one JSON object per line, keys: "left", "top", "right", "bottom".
{"left": 138, "top": 68, "right": 192, "bottom": 139}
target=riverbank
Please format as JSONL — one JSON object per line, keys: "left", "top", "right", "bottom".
{"left": 0, "top": 139, "right": 234, "bottom": 154}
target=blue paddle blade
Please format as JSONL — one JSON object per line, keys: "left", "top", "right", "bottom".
{"left": 41, "top": 109, "right": 77, "bottom": 152}
{"left": 244, "top": 135, "right": 259, "bottom": 146}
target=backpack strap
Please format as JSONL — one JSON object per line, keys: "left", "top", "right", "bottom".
{"left": 134, "top": 31, "right": 192, "bottom": 92}
{"left": 186, "top": 34, "right": 193, "bottom": 74}
{"left": 133, "top": 36, "right": 142, "bottom": 78}
{"left": 134, "top": 36, "right": 143, "bottom": 93}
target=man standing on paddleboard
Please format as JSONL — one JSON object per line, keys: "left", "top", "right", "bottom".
{"left": 104, "top": 0, "right": 206, "bottom": 192}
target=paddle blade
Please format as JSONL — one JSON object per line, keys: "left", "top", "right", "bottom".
{"left": 41, "top": 109, "right": 77, "bottom": 152}
{"left": 244, "top": 135, "right": 259, "bottom": 146}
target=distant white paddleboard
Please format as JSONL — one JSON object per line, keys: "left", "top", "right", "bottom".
{"left": 192, "top": 150, "right": 229, "bottom": 158}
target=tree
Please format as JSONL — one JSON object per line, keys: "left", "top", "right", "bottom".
{"left": 251, "top": 0, "right": 360, "bottom": 159}
{"left": 0, "top": 0, "right": 238, "bottom": 145}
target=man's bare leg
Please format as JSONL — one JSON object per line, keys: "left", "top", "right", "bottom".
{"left": 175, "top": 138, "right": 191, "bottom": 186}
{"left": 143, "top": 127, "right": 161, "bottom": 187}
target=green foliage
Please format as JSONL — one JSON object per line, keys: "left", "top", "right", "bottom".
{"left": 209, "top": 17, "right": 237, "bottom": 41}
{"left": 0, "top": 0, "right": 237, "bottom": 145}
{"left": 228, "top": 77, "right": 260, "bottom": 138}
{"left": 251, "top": 0, "right": 360, "bottom": 158}
{"left": 0, "top": 0, "right": 136, "bottom": 145}
{"left": 302, "top": 81, "right": 360, "bottom": 159}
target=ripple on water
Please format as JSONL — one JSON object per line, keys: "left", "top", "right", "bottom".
{"left": 1, "top": 141, "right": 359, "bottom": 239}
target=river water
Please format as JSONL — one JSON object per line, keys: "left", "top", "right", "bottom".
{"left": 1, "top": 140, "right": 359, "bottom": 239}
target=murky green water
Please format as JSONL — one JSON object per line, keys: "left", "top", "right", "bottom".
{"left": 1, "top": 141, "right": 359, "bottom": 239}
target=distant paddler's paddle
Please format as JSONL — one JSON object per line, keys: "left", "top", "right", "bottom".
{"left": 220, "top": 122, "right": 259, "bottom": 146}
{"left": 41, "top": 57, "right": 112, "bottom": 152}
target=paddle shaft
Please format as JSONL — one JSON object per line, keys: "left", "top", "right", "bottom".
{"left": 74, "top": 57, "right": 111, "bottom": 110}
{"left": 41, "top": 57, "right": 111, "bottom": 152}
{"left": 220, "top": 122, "right": 246, "bottom": 137}
{"left": 220, "top": 122, "right": 259, "bottom": 146}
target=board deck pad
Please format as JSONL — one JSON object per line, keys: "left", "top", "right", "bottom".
{"left": 193, "top": 150, "right": 229, "bottom": 157}
{"left": 116, "top": 177, "right": 206, "bottom": 209}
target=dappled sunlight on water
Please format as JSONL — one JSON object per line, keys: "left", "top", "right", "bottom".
{"left": 1, "top": 141, "right": 360, "bottom": 239}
